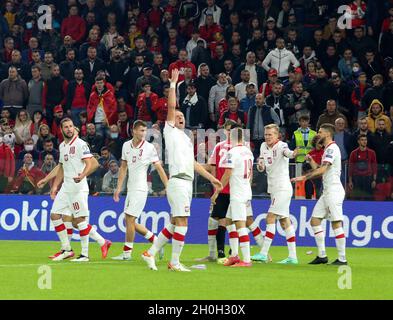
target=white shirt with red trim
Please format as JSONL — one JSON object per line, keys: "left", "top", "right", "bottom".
{"left": 321, "top": 141, "right": 344, "bottom": 193}
{"left": 121, "top": 139, "right": 160, "bottom": 192}
{"left": 221, "top": 145, "right": 254, "bottom": 202}
{"left": 59, "top": 136, "right": 92, "bottom": 192}
{"left": 163, "top": 122, "right": 194, "bottom": 180}
{"left": 260, "top": 140, "right": 293, "bottom": 194}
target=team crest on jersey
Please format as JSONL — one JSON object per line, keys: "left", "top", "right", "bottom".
{"left": 64, "top": 154, "right": 68, "bottom": 161}
{"left": 69, "top": 146, "right": 75, "bottom": 154}
{"left": 267, "top": 157, "right": 273, "bottom": 164}
{"left": 132, "top": 156, "right": 137, "bottom": 163}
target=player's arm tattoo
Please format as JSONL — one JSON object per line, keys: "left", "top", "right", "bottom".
{"left": 304, "top": 162, "right": 330, "bottom": 180}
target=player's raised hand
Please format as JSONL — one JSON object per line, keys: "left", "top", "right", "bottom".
{"left": 257, "top": 158, "right": 265, "bottom": 172}
{"left": 37, "top": 178, "right": 47, "bottom": 189}
{"left": 73, "top": 173, "right": 85, "bottom": 183}
{"left": 169, "top": 68, "right": 179, "bottom": 84}
{"left": 291, "top": 175, "right": 306, "bottom": 183}
{"left": 113, "top": 189, "right": 121, "bottom": 202}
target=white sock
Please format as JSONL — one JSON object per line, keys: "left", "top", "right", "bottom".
{"left": 144, "top": 230, "right": 156, "bottom": 243}
{"left": 64, "top": 221, "right": 73, "bottom": 242}
{"left": 77, "top": 221, "right": 90, "bottom": 257}
{"left": 260, "top": 223, "right": 275, "bottom": 256}
{"left": 52, "top": 218, "right": 71, "bottom": 251}
{"left": 171, "top": 226, "right": 188, "bottom": 266}
{"left": 148, "top": 223, "right": 175, "bottom": 256}
{"left": 312, "top": 225, "right": 327, "bottom": 258}
{"left": 248, "top": 220, "right": 264, "bottom": 248}
{"left": 226, "top": 224, "right": 239, "bottom": 257}
{"left": 89, "top": 225, "right": 105, "bottom": 246}
{"left": 334, "top": 227, "right": 346, "bottom": 262}
{"left": 123, "top": 242, "right": 133, "bottom": 257}
{"left": 238, "top": 227, "right": 251, "bottom": 263}
{"left": 285, "top": 225, "right": 297, "bottom": 259}
{"left": 208, "top": 217, "right": 219, "bottom": 258}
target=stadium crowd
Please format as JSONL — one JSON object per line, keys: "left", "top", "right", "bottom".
{"left": 0, "top": 0, "right": 393, "bottom": 201}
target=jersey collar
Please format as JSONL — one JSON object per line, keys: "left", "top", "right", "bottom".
{"left": 131, "top": 139, "right": 145, "bottom": 149}
{"left": 325, "top": 141, "right": 336, "bottom": 149}
{"left": 67, "top": 135, "right": 78, "bottom": 146}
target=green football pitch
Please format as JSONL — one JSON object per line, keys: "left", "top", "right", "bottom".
{"left": 0, "top": 240, "right": 392, "bottom": 300}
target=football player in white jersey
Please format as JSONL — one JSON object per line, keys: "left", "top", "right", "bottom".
{"left": 141, "top": 69, "right": 222, "bottom": 272}
{"left": 211, "top": 127, "right": 254, "bottom": 267}
{"left": 112, "top": 120, "right": 168, "bottom": 261}
{"left": 291, "top": 123, "right": 347, "bottom": 265}
{"left": 38, "top": 118, "right": 112, "bottom": 262}
{"left": 252, "top": 124, "right": 299, "bottom": 264}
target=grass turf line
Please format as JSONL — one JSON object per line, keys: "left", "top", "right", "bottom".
{"left": 0, "top": 240, "right": 392, "bottom": 300}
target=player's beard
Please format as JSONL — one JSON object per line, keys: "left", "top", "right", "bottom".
{"left": 318, "top": 135, "right": 326, "bottom": 145}
{"left": 61, "top": 128, "right": 75, "bottom": 142}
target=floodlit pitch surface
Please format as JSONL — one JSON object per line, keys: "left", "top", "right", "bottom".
{"left": 0, "top": 241, "right": 392, "bottom": 299}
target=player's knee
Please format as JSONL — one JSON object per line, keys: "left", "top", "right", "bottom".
{"left": 50, "top": 213, "right": 61, "bottom": 221}
{"left": 266, "top": 213, "right": 275, "bottom": 224}
{"left": 310, "top": 217, "right": 320, "bottom": 227}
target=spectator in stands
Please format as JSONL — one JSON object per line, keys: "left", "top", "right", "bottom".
{"left": 316, "top": 99, "right": 347, "bottom": 130}
{"left": 36, "top": 124, "right": 57, "bottom": 152}
{"left": 7, "top": 49, "right": 30, "bottom": 81}
{"left": 181, "top": 81, "right": 208, "bottom": 129}
{"left": 178, "top": 0, "right": 200, "bottom": 21}
{"left": 129, "top": 36, "right": 154, "bottom": 66}
{"left": 40, "top": 51, "right": 55, "bottom": 81}
{"left": 40, "top": 154, "right": 57, "bottom": 186}
{"left": 177, "top": 66, "right": 194, "bottom": 105}
{"left": 286, "top": 81, "right": 312, "bottom": 135}
{"left": 195, "top": 63, "right": 216, "bottom": 102}
{"left": 126, "top": 53, "right": 145, "bottom": 100}
{"left": 152, "top": 53, "right": 167, "bottom": 78}
{"left": 351, "top": 72, "right": 370, "bottom": 119}
{"left": 59, "top": 48, "right": 78, "bottom": 81}
{"left": 331, "top": 75, "right": 353, "bottom": 125}
{"left": 0, "top": 66, "right": 28, "bottom": 119}
{"left": 366, "top": 99, "right": 392, "bottom": 134}
{"left": 106, "top": 47, "right": 128, "bottom": 96}
{"left": 152, "top": 85, "right": 169, "bottom": 127}
{"left": 369, "top": 118, "right": 393, "bottom": 184}
{"left": 26, "top": 65, "right": 44, "bottom": 118}
{"left": 98, "top": 146, "right": 117, "bottom": 177}
{"left": 291, "top": 115, "right": 316, "bottom": 163}
{"left": 240, "top": 83, "right": 257, "bottom": 114}
{"left": 136, "top": 82, "right": 159, "bottom": 127}
{"left": 338, "top": 48, "right": 358, "bottom": 82}
{"left": 234, "top": 69, "right": 251, "bottom": 101}
{"left": 348, "top": 26, "right": 377, "bottom": 59}
{"left": 247, "top": 93, "right": 280, "bottom": 157}
{"left": 334, "top": 118, "right": 351, "bottom": 163}
{"left": 60, "top": 5, "right": 86, "bottom": 45}
{"left": 191, "top": 39, "right": 211, "bottom": 69}
{"left": 42, "top": 64, "right": 68, "bottom": 125}
{"left": 30, "top": 111, "right": 46, "bottom": 142}
{"left": 168, "top": 48, "right": 196, "bottom": 81}
{"left": 102, "top": 160, "right": 125, "bottom": 193}
{"left": 348, "top": 134, "right": 377, "bottom": 200}
{"left": 262, "top": 37, "right": 299, "bottom": 80}
{"left": 208, "top": 73, "right": 229, "bottom": 125}
{"left": 0, "top": 37, "right": 14, "bottom": 64}
{"left": 135, "top": 63, "right": 161, "bottom": 97}
{"left": 11, "top": 152, "right": 45, "bottom": 195}
{"left": 186, "top": 29, "right": 206, "bottom": 59}
{"left": 308, "top": 67, "right": 337, "bottom": 126}
{"left": 83, "top": 123, "right": 104, "bottom": 154}
{"left": 87, "top": 75, "right": 118, "bottom": 137}
{"left": 117, "top": 109, "right": 132, "bottom": 139}
{"left": 21, "top": 37, "right": 43, "bottom": 65}
{"left": 265, "top": 81, "right": 289, "bottom": 130}
{"left": 105, "top": 124, "right": 125, "bottom": 160}
{"left": 38, "top": 139, "right": 59, "bottom": 167}
{"left": 80, "top": 46, "right": 106, "bottom": 85}
{"left": 199, "top": 0, "right": 221, "bottom": 27}
{"left": 218, "top": 96, "right": 247, "bottom": 128}
{"left": 234, "top": 51, "right": 265, "bottom": 88}
{"left": 65, "top": 68, "right": 91, "bottom": 127}
{"left": 50, "top": 105, "right": 66, "bottom": 143}
{"left": 0, "top": 134, "right": 15, "bottom": 193}
{"left": 13, "top": 110, "right": 32, "bottom": 152}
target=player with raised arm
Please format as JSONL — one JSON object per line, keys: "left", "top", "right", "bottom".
{"left": 141, "top": 69, "right": 222, "bottom": 272}
{"left": 211, "top": 127, "right": 254, "bottom": 267}
{"left": 291, "top": 123, "right": 347, "bottom": 265}
{"left": 112, "top": 120, "right": 168, "bottom": 261}
{"left": 251, "top": 124, "right": 299, "bottom": 264}
{"left": 38, "top": 118, "right": 112, "bottom": 262}
{"left": 196, "top": 120, "right": 266, "bottom": 264}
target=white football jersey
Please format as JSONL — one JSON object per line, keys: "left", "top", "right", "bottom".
{"left": 59, "top": 136, "right": 92, "bottom": 192}
{"left": 121, "top": 139, "right": 160, "bottom": 192}
{"left": 164, "top": 122, "right": 194, "bottom": 180}
{"left": 260, "top": 141, "right": 294, "bottom": 193}
{"left": 321, "top": 142, "right": 345, "bottom": 193}
{"left": 222, "top": 145, "right": 254, "bottom": 202}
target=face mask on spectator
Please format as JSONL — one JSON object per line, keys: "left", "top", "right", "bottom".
{"left": 26, "top": 22, "right": 33, "bottom": 29}
{"left": 25, "top": 144, "right": 34, "bottom": 151}
{"left": 110, "top": 133, "right": 119, "bottom": 139}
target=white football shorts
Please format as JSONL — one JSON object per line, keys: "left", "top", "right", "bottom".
{"left": 123, "top": 190, "right": 148, "bottom": 218}
{"left": 51, "top": 188, "right": 89, "bottom": 218}
{"left": 312, "top": 191, "right": 345, "bottom": 221}
{"left": 166, "top": 177, "right": 193, "bottom": 217}
{"left": 226, "top": 199, "right": 253, "bottom": 221}
{"left": 268, "top": 189, "right": 293, "bottom": 219}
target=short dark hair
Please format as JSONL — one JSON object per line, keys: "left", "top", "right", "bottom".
{"left": 95, "top": 75, "right": 105, "bottom": 82}
{"left": 357, "top": 133, "right": 367, "bottom": 140}
{"left": 101, "top": 146, "right": 109, "bottom": 153}
{"left": 298, "top": 114, "right": 310, "bottom": 122}
{"left": 224, "top": 119, "right": 240, "bottom": 130}
{"left": 60, "top": 117, "right": 73, "bottom": 128}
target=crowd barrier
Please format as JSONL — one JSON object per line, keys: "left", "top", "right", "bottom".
{"left": 0, "top": 195, "right": 392, "bottom": 248}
